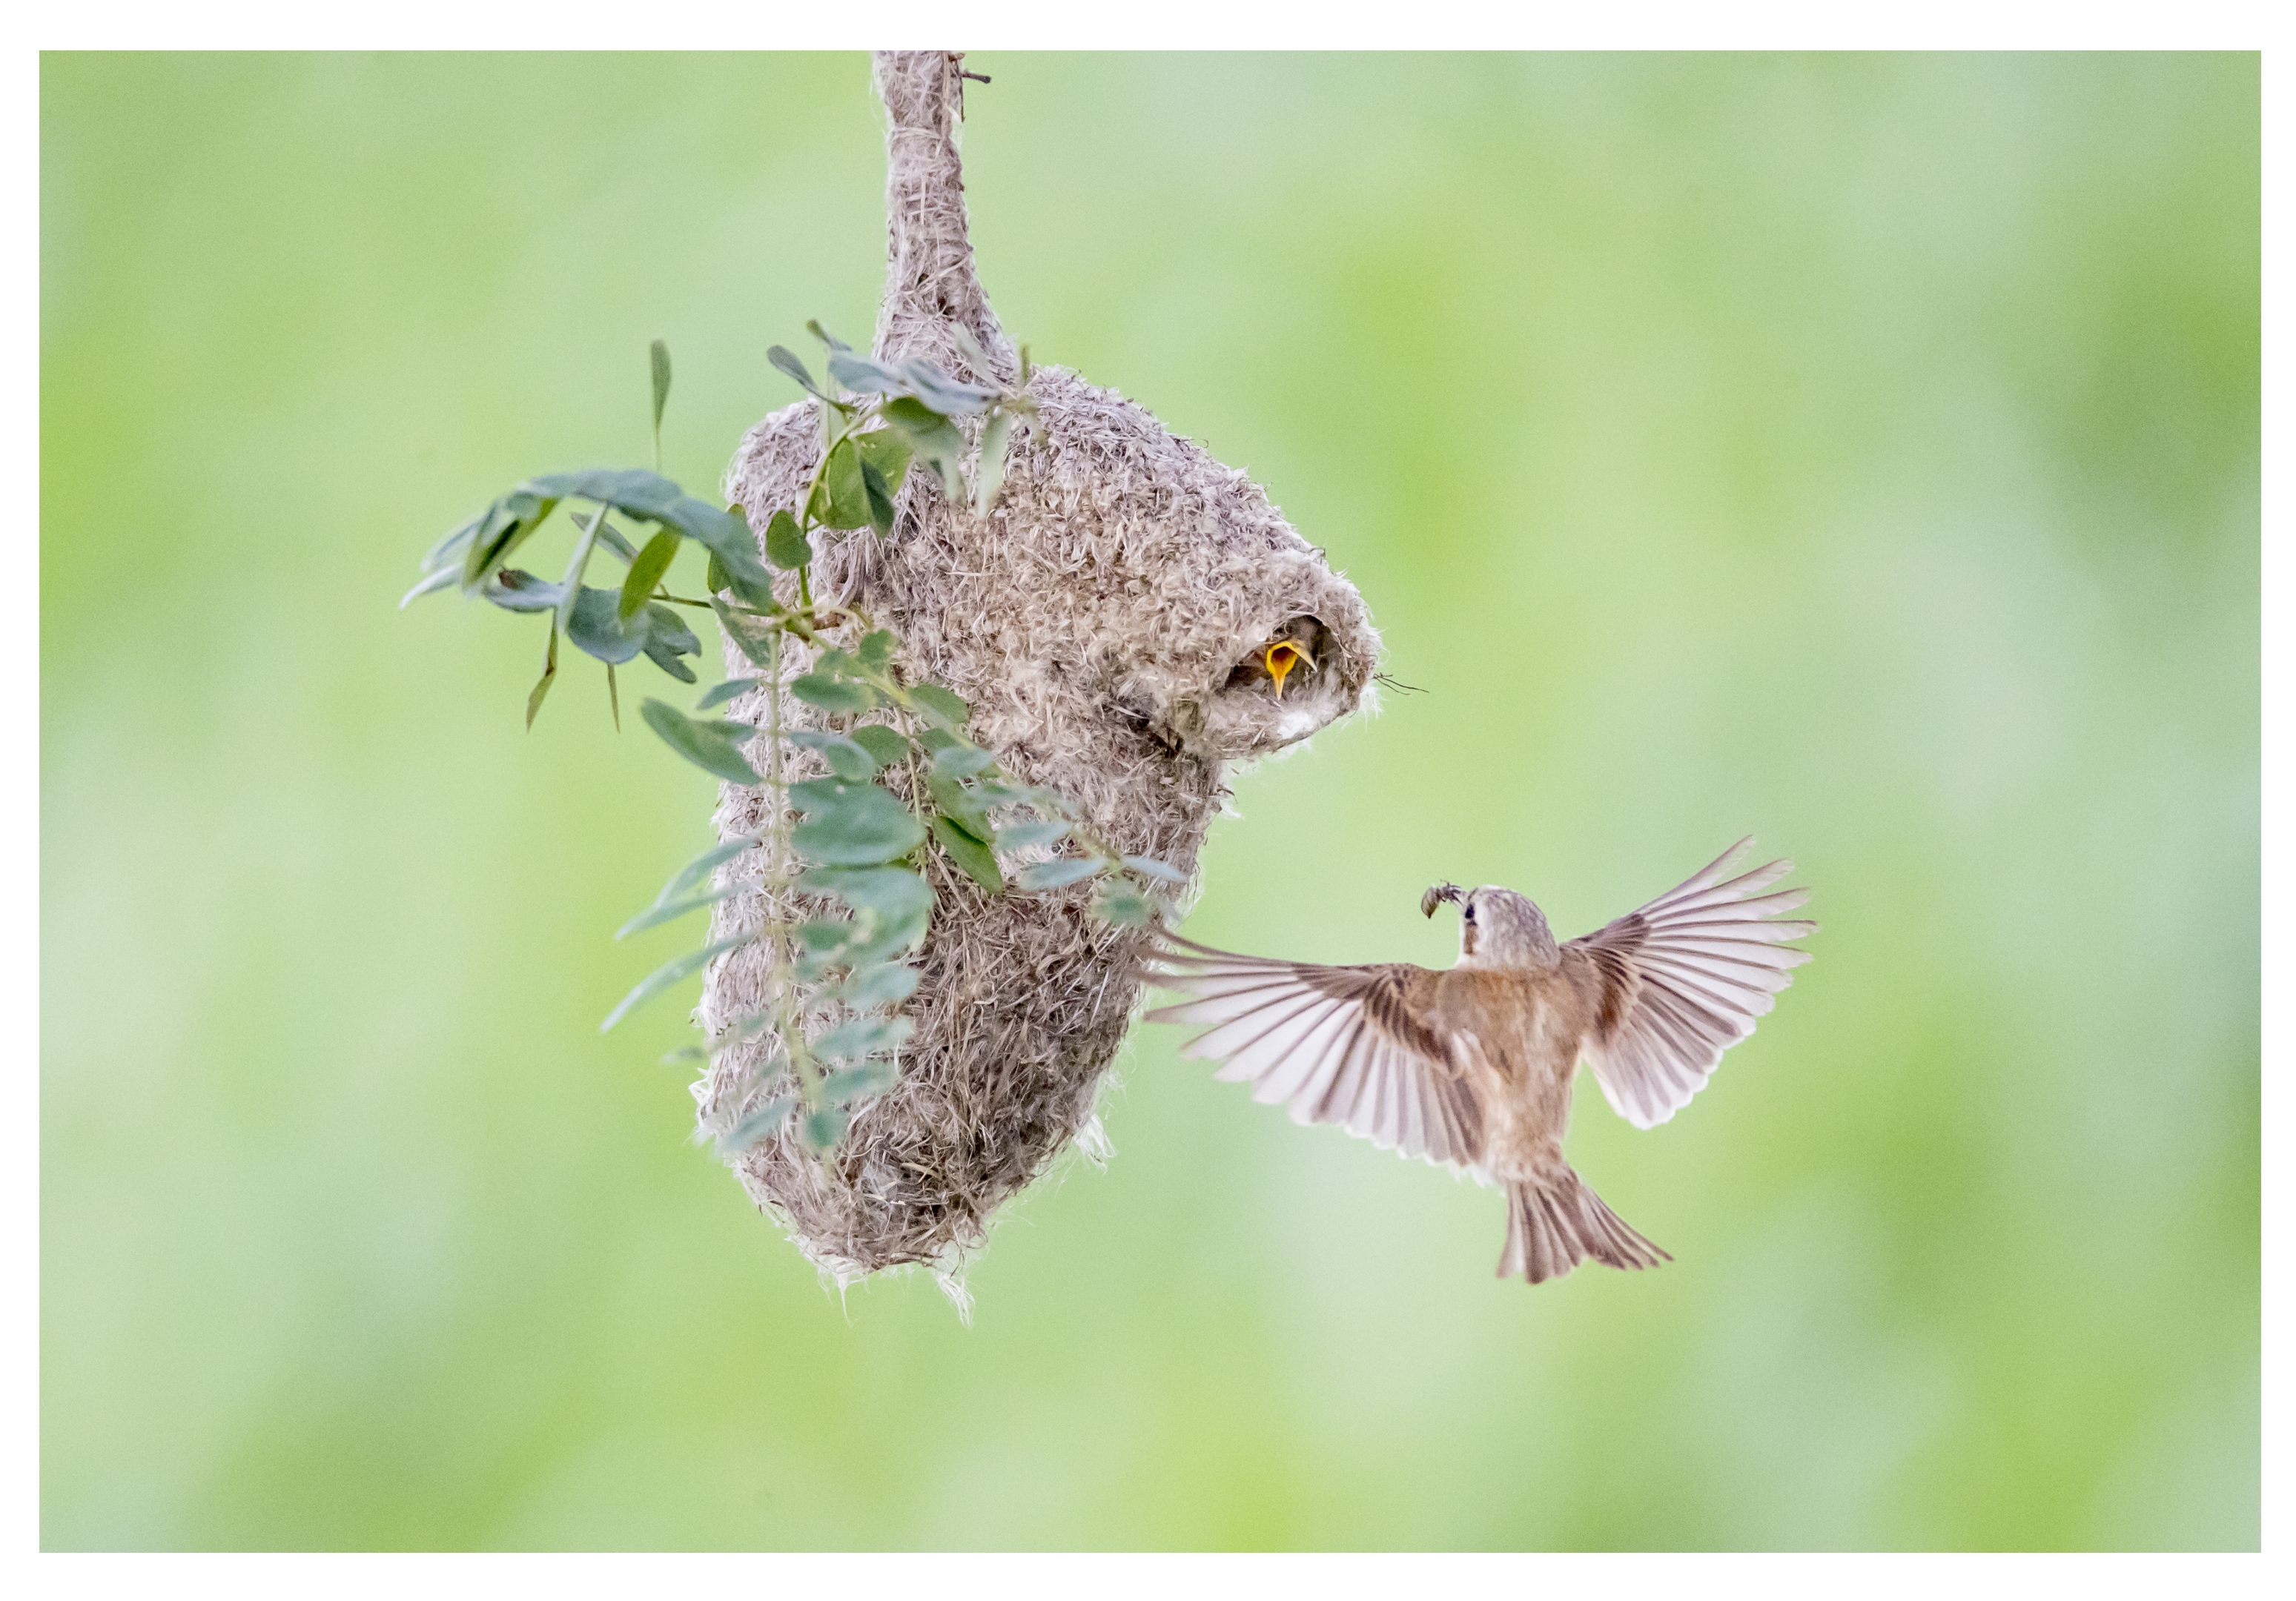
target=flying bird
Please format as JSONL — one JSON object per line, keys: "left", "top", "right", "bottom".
{"left": 1142, "top": 838, "right": 1815, "bottom": 1284}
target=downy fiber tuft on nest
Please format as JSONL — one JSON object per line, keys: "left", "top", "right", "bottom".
{"left": 698, "top": 50, "right": 1382, "bottom": 1286}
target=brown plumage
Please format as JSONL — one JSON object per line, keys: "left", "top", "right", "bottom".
{"left": 1143, "top": 838, "right": 1816, "bottom": 1285}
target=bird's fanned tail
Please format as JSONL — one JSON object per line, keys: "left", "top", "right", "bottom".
{"left": 1499, "top": 1168, "right": 1671, "bottom": 1285}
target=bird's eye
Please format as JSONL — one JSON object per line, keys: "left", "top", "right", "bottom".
{"left": 1463, "top": 904, "right": 1476, "bottom": 922}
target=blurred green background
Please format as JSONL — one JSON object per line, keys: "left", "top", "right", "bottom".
{"left": 40, "top": 53, "right": 2257, "bottom": 1551}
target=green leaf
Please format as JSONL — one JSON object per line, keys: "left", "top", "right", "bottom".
{"left": 601, "top": 932, "right": 754, "bottom": 1032}
{"left": 932, "top": 815, "right": 1005, "bottom": 893}
{"left": 659, "top": 833, "right": 761, "bottom": 902}
{"left": 712, "top": 599, "right": 780, "bottom": 671}
{"left": 1094, "top": 881, "right": 1155, "bottom": 927}
{"left": 646, "top": 644, "right": 699, "bottom": 685}
{"left": 480, "top": 568, "right": 563, "bottom": 613}
{"left": 706, "top": 551, "right": 729, "bottom": 593}
{"left": 798, "top": 866, "right": 932, "bottom": 964}
{"left": 853, "top": 426, "right": 913, "bottom": 501}
{"left": 826, "top": 350, "right": 909, "bottom": 396}
{"left": 524, "top": 472, "right": 770, "bottom": 600}
{"left": 795, "top": 917, "right": 863, "bottom": 957}
{"left": 462, "top": 490, "right": 558, "bottom": 590}
{"left": 716, "top": 1095, "right": 795, "bottom": 1156}
{"left": 788, "top": 775, "right": 881, "bottom": 812}
{"left": 815, "top": 924, "right": 918, "bottom": 975}
{"left": 1123, "top": 855, "right": 1188, "bottom": 884}
{"left": 614, "top": 886, "right": 738, "bottom": 941}
{"left": 805, "top": 319, "right": 853, "bottom": 352}
{"left": 399, "top": 565, "right": 462, "bottom": 608}
{"left": 809, "top": 437, "right": 875, "bottom": 531}
{"left": 848, "top": 725, "right": 913, "bottom": 769}
{"left": 974, "top": 408, "right": 1016, "bottom": 515}
{"left": 788, "top": 781, "right": 927, "bottom": 866}
{"left": 525, "top": 623, "right": 558, "bottom": 730}
{"left": 861, "top": 463, "right": 895, "bottom": 537}
{"left": 649, "top": 339, "right": 672, "bottom": 435}
{"left": 698, "top": 677, "right": 763, "bottom": 711}
{"left": 642, "top": 603, "right": 696, "bottom": 653}
{"left": 890, "top": 357, "right": 996, "bottom": 417}
{"left": 566, "top": 586, "right": 650, "bottom": 665}
{"left": 993, "top": 819, "right": 1071, "bottom": 852}
{"left": 421, "top": 511, "right": 483, "bottom": 574}
{"left": 815, "top": 1015, "right": 913, "bottom": 1064}
{"left": 854, "top": 631, "right": 898, "bottom": 672}
{"left": 768, "top": 345, "right": 824, "bottom": 397}
{"left": 909, "top": 683, "right": 970, "bottom": 729}
{"left": 695, "top": 513, "right": 778, "bottom": 610}
{"left": 646, "top": 605, "right": 698, "bottom": 657}
{"left": 621, "top": 529, "right": 679, "bottom": 621}
{"left": 881, "top": 396, "right": 968, "bottom": 500}
{"left": 553, "top": 506, "right": 609, "bottom": 647}
{"left": 529, "top": 468, "right": 679, "bottom": 511}
{"left": 662, "top": 497, "right": 761, "bottom": 563}
{"left": 527, "top": 468, "right": 680, "bottom": 517}
{"left": 571, "top": 509, "right": 640, "bottom": 564}
{"left": 763, "top": 509, "right": 811, "bottom": 571}
{"left": 457, "top": 500, "right": 523, "bottom": 589}
{"left": 800, "top": 1107, "right": 848, "bottom": 1151}
{"left": 924, "top": 772, "right": 994, "bottom": 844}
{"left": 930, "top": 742, "right": 995, "bottom": 778}
{"left": 799, "top": 864, "right": 933, "bottom": 921}
{"left": 646, "top": 649, "right": 698, "bottom": 688}
{"left": 837, "top": 963, "right": 921, "bottom": 1008}
{"left": 790, "top": 729, "right": 880, "bottom": 781}
{"left": 790, "top": 674, "right": 876, "bottom": 715}
{"left": 1015, "top": 858, "right": 1104, "bottom": 892}
{"left": 821, "top": 1060, "right": 900, "bottom": 1105}
{"left": 963, "top": 783, "right": 1030, "bottom": 817}
{"left": 641, "top": 602, "right": 700, "bottom": 682}
{"left": 640, "top": 699, "right": 762, "bottom": 785}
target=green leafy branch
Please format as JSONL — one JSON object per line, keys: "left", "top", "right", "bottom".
{"left": 405, "top": 328, "right": 1180, "bottom": 1161}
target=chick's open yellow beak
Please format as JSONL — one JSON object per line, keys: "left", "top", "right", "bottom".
{"left": 1263, "top": 640, "right": 1312, "bottom": 698}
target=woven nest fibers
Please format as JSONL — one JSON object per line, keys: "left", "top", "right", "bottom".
{"left": 698, "top": 365, "right": 1381, "bottom": 1283}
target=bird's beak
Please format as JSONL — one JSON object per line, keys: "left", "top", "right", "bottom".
{"left": 1263, "top": 640, "right": 1313, "bottom": 698}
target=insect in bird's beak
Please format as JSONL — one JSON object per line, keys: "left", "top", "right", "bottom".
{"left": 1263, "top": 640, "right": 1314, "bottom": 698}
{"left": 1421, "top": 882, "right": 1464, "bottom": 918}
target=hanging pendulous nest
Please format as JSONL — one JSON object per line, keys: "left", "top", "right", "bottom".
{"left": 696, "top": 50, "right": 1381, "bottom": 1287}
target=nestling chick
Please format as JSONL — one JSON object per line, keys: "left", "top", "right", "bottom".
{"left": 1143, "top": 839, "right": 1815, "bottom": 1285}
{"left": 1223, "top": 615, "right": 1326, "bottom": 700}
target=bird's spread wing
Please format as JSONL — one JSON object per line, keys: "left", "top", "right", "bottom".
{"left": 1141, "top": 934, "right": 1487, "bottom": 1171}
{"left": 1567, "top": 837, "right": 1816, "bottom": 1130}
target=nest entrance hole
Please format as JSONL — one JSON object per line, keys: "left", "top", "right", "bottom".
{"left": 1221, "top": 614, "right": 1331, "bottom": 700}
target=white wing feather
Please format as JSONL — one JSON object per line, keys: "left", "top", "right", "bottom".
{"left": 1143, "top": 938, "right": 1486, "bottom": 1172}
{"left": 1570, "top": 838, "right": 1816, "bottom": 1130}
